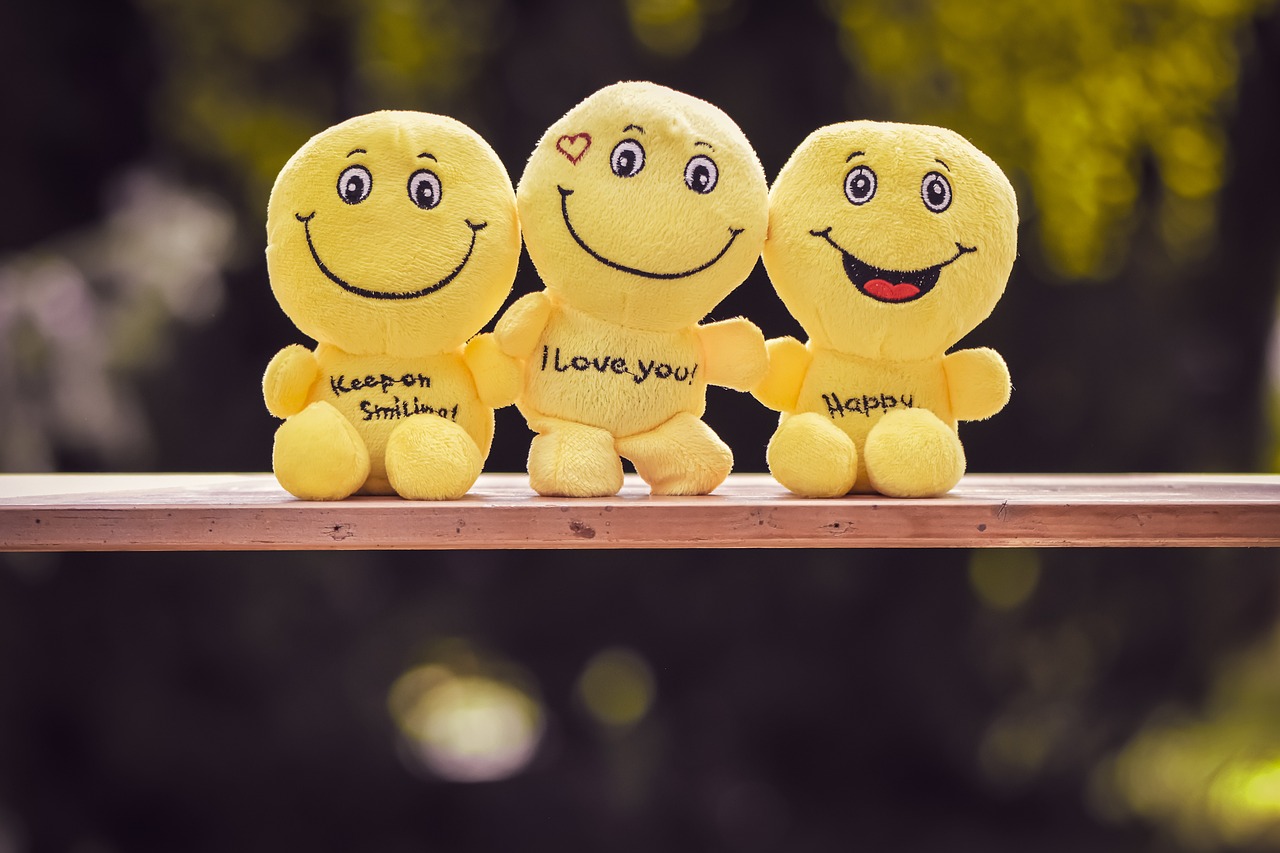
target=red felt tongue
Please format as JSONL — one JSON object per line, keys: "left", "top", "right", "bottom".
{"left": 864, "top": 278, "right": 921, "bottom": 301}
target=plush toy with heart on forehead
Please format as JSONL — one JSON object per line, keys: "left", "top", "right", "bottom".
{"left": 263, "top": 110, "right": 522, "bottom": 500}
{"left": 494, "top": 81, "right": 770, "bottom": 497}
{"left": 754, "top": 121, "right": 1018, "bottom": 498}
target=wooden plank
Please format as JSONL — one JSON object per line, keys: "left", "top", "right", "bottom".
{"left": 0, "top": 473, "right": 1278, "bottom": 551}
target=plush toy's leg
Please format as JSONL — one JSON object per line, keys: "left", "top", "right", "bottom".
{"left": 273, "top": 402, "right": 370, "bottom": 500}
{"left": 384, "top": 417, "right": 484, "bottom": 501}
{"left": 864, "top": 408, "right": 965, "bottom": 497}
{"left": 528, "top": 422, "right": 624, "bottom": 497}
{"left": 766, "top": 412, "right": 858, "bottom": 497}
{"left": 616, "top": 412, "right": 732, "bottom": 496}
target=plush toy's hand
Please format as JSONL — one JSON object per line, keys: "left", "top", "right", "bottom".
{"left": 464, "top": 333, "right": 523, "bottom": 409}
{"left": 696, "top": 317, "right": 767, "bottom": 391}
{"left": 494, "top": 292, "right": 552, "bottom": 360}
{"left": 751, "top": 337, "right": 811, "bottom": 412}
{"left": 264, "top": 344, "right": 320, "bottom": 418}
{"left": 944, "top": 347, "right": 1011, "bottom": 422}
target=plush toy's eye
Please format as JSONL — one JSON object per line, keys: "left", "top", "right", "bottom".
{"left": 844, "top": 165, "right": 876, "bottom": 205}
{"left": 921, "top": 171, "right": 952, "bottom": 212}
{"left": 684, "top": 155, "right": 718, "bottom": 194}
{"left": 408, "top": 169, "right": 442, "bottom": 210}
{"left": 610, "top": 139, "right": 646, "bottom": 178}
{"left": 337, "top": 166, "right": 372, "bottom": 205}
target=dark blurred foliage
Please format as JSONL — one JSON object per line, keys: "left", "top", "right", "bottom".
{"left": 2, "top": 0, "right": 1280, "bottom": 851}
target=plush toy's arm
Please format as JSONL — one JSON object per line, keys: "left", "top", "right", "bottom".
{"left": 944, "top": 347, "right": 1011, "bottom": 422}
{"left": 493, "top": 292, "right": 552, "bottom": 360}
{"left": 464, "top": 333, "right": 523, "bottom": 409}
{"left": 263, "top": 344, "right": 320, "bottom": 418}
{"left": 696, "top": 317, "right": 767, "bottom": 391}
{"left": 750, "top": 337, "right": 811, "bottom": 413}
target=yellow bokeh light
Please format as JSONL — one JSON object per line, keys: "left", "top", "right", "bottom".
{"left": 625, "top": 0, "right": 704, "bottom": 57}
{"left": 1099, "top": 627, "right": 1280, "bottom": 846}
{"left": 577, "top": 647, "right": 656, "bottom": 729}
{"left": 1240, "top": 763, "right": 1280, "bottom": 813}
{"left": 1208, "top": 759, "right": 1280, "bottom": 845}
{"left": 388, "top": 653, "right": 544, "bottom": 783}
{"left": 355, "top": 0, "right": 498, "bottom": 107}
{"left": 969, "top": 550, "right": 1041, "bottom": 611}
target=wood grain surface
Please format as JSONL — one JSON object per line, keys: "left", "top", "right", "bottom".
{"left": 1, "top": 473, "right": 1278, "bottom": 551}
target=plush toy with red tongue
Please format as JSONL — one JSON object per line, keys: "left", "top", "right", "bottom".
{"left": 753, "top": 121, "right": 1018, "bottom": 497}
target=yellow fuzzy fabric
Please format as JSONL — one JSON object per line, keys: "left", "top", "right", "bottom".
{"left": 496, "top": 81, "right": 769, "bottom": 497}
{"left": 263, "top": 111, "right": 521, "bottom": 500}
{"left": 755, "top": 121, "right": 1018, "bottom": 498}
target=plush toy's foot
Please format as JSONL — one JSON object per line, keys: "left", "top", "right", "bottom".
{"left": 766, "top": 412, "right": 857, "bottom": 497}
{"left": 864, "top": 408, "right": 965, "bottom": 497}
{"left": 273, "top": 402, "right": 370, "bottom": 500}
{"left": 385, "top": 417, "right": 483, "bottom": 501}
{"left": 617, "top": 412, "right": 732, "bottom": 496}
{"left": 528, "top": 424, "right": 624, "bottom": 497}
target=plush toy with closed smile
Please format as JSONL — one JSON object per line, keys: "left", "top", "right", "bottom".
{"left": 754, "top": 121, "right": 1018, "bottom": 498}
{"left": 495, "top": 82, "right": 769, "bottom": 497}
{"left": 263, "top": 111, "right": 521, "bottom": 500}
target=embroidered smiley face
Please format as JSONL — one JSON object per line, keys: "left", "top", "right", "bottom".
{"left": 808, "top": 161, "right": 975, "bottom": 304}
{"left": 763, "top": 120, "right": 1018, "bottom": 360}
{"left": 266, "top": 111, "right": 520, "bottom": 357}
{"left": 295, "top": 160, "right": 486, "bottom": 302}
{"left": 517, "top": 82, "right": 768, "bottom": 330}
{"left": 555, "top": 128, "right": 744, "bottom": 280}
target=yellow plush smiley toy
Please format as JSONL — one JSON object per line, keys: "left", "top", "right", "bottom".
{"left": 264, "top": 111, "right": 521, "bottom": 500}
{"left": 495, "top": 82, "right": 769, "bottom": 497}
{"left": 754, "top": 121, "right": 1018, "bottom": 498}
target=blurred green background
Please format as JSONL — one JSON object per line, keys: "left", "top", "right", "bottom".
{"left": 3, "top": 0, "right": 1280, "bottom": 850}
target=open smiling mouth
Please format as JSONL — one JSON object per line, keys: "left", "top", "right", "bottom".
{"left": 811, "top": 227, "right": 976, "bottom": 304}
{"left": 558, "top": 186, "right": 743, "bottom": 280}
{"left": 297, "top": 212, "right": 486, "bottom": 301}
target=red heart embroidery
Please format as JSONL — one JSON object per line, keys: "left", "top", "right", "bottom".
{"left": 556, "top": 133, "right": 592, "bottom": 164}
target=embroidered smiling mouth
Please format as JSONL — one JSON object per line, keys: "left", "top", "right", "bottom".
{"left": 811, "top": 227, "right": 976, "bottom": 304}
{"left": 297, "top": 212, "right": 486, "bottom": 301}
{"left": 558, "top": 186, "right": 743, "bottom": 280}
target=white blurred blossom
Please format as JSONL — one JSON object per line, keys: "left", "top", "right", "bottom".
{"left": 0, "top": 170, "right": 234, "bottom": 471}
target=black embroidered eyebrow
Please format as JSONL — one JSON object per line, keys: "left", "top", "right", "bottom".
{"left": 845, "top": 150, "right": 866, "bottom": 162}
{"left": 623, "top": 124, "right": 646, "bottom": 134}
{"left": 418, "top": 152, "right": 437, "bottom": 161}
{"left": 935, "top": 158, "right": 950, "bottom": 171}
{"left": 347, "top": 148, "right": 367, "bottom": 157}
{"left": 694, "top": 141, "right": 714, "bottom": 150}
